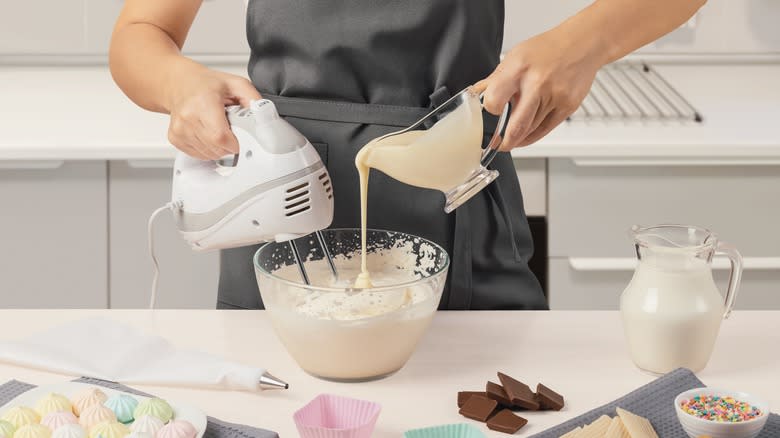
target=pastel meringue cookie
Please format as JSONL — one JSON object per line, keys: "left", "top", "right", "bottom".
{"left": 77, "top": 405, "right": 115, "bottom": 430}
{"left": 103, "top": 394, "right": 138, "bottom": 424}
{"left": 1, "top": 406, "right": 41, "bottom": 429}
{"left": 35, "top": 394, "right": 73, "bottom": 418}
{"left": 0, "top": 419, "right": 16, "bottom": 438}
{"left": 41, "top": 412, "right": 78, "bottom": 431}
{"left": 51, "top": 424, "right": 87, "bottom": 438}
{"left": 87, "top": 421, "right": 129, "bottom": 438}
{"left": 14, "top": 424, "right": 52, "bottom": 438}
{"left": 132, "top": 399, "right": 173, "bottom": 423}
{"left": 157, "top": 420, "right": 197, "bottom": 438}
{"left": 125, "top": 432, "right": 153, "bottom": 438}
{"left": 129, "top": 415, "right": 164, "bottom": 436}
{"left": 72, "top": 389, "right": 108, "bottom": 417}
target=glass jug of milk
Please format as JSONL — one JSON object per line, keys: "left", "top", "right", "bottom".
{"left": 620, "top": 224, "right": 743, "bottom": 374}
{"left": 356, "top": 87, "right": 509, "bottom": 213}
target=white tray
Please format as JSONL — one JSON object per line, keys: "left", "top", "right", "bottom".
{"left": 0, "top": 382, "right": 207, "bottom": 438}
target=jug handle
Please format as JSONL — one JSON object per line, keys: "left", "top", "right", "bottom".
{"left": 717, "top": 241, "right": 743, "bottom": 319}
{"left": 478, "top": 93, "right": 510, "bottom": 168}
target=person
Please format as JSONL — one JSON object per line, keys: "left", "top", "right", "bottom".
{"left": 110, "top": 0, "right": 706, "bottom": 310}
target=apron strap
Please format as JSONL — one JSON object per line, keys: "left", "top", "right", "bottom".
{"left": 262, "top": 94, "right": 429, "bottom": 128}
{"left": 264, "top": 91, "right": 500, "bottom": 133}
{"left": 446, "top": 196, "right": 474, "bottom": 310}
{"left": 446, "top": 179, "right": 524, "bottom": 310}
{"left": 487, "top": 182, "right": 524, "bottom": 263}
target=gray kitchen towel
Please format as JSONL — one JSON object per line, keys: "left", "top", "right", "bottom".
{"left": 530, "top": 368, "right": 779, "bottom": 438}
{"left": 0, "top": 378, "right": 279, "bottom": 438}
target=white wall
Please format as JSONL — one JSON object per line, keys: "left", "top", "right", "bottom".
{"left": 503, "top": 0, "right": 780, "bottom": 54}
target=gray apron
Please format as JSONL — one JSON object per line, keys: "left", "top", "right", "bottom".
{"left": 217, "top": 0, "right": 548, "bottom": 311}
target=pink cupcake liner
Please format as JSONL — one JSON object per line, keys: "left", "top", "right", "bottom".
{"left": 293, "top": 394, "right": 381, "bottom": 438}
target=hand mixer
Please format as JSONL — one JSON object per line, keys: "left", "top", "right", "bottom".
{"left": 148, "top": 99, "right": 339, "bottom": 308}
{"left": 146, "top": 99, "right": 339, "bottom": 390}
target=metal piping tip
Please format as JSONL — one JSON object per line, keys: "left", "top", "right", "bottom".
{"left": 259, "top": 371, "right": 289, "bottom": 390}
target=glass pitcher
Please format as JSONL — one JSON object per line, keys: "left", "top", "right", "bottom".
{"left": 620, "top": 224, "right": 743, "bottom": 374}
{"left": 357, "top": 87, "right": 509, "bottom": 213}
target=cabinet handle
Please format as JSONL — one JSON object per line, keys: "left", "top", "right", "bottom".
{"left": 0, "top": 160, "right": 65, "bottom": 170}
{"left": 127, "top": 160, "right": 174, "bottom": 169}
{"left": 571, "top": 158, "right": 780, "bottom": 167}
{"left": 568, "top": 257, "right": 780, "bottom": 271}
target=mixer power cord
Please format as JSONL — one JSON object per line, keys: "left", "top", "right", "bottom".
{"left": 147, "top": 201, "right": 183, "bottom": 309}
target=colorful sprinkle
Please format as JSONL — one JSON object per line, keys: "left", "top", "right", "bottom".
{"left": 680, "top": 395, "right": 762, "bottom": 423}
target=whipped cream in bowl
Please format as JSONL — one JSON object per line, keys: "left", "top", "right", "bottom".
{"left": 254, "top": 229, "right": 449, "bottom": 381}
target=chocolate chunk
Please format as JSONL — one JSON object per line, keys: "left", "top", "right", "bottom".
{"left": 497, "top": 372, "right": 539, "bottom": 410}
{"left": 535, "top": 383, "right": 564, "bottom": 411}
{"left": 486, "top": 381, "right": 513, "bottom": 408}
{"left": 459, "top": 395, "right": 498, "bottom": 422}
{"left": 458, "top": 391, "right": 486, "bottom": 408}
{"left": 487, "top": 409, "right": 528, "bottom": 434}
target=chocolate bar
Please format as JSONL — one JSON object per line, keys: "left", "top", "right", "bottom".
{"left": 497, "top": 372, "right": 539, "bottom": 410}
{"left": 535, "top": 383, "right": 565, "bottom": 411}
{"left": 459, "top": 395, "right": 498, "bottom": 422}
{"left": 487, "top": 409, "right": 528, "bottom": 434}
{"left": 486, "top": 381, "right": 513, "bottom": 408}
{"left": 458, "top": 391, "right": 486, "bottom": 408}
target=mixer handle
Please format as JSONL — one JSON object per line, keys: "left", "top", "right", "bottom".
{"left": 478, "top": 92, "right": 510, "bottom": 168}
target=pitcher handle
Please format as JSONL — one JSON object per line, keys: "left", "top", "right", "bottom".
{"left": 478, "top": 93, "right": 510, "bottom": 168}
{"left": 716, "top": 241, "right": 743, "bottom": 319}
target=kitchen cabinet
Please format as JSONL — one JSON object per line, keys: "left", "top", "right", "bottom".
{"left": 0, "top": 0, "right": 86, "bottom": 54}
{"left": 549, "top": 257, "right": 780, "bottom": 310}
{"left": 86, "top": 0, "right": 249, "bottom": 55}
{"left": 108, "top": 161, "right": 219, "bottom": 309}
{"left": 0, "top": 161, "right": 107, "bottom": 308}
{"left": 547, "top": 158, "right": 780, "bottom": 310}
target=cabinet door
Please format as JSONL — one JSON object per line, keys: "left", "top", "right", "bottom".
{"left": 548, "top": 159, "right": 780, "bottom": 258}
{"left": 0, "top": 161, "right": 107, "bottom": 308}
{"left": 108, "top": 161, "right": 218, "bottom": 309}
{"left": 86, "top": 0, "right": 249, "bottom": 55}
{"left": 0, "top": 0, "right": 86, "bottom": 54}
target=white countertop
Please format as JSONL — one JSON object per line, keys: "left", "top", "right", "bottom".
{"left": 1, "top": 64, "right": 779, "bottom": 161}
{"left": 0, "top": 310, "right": 777, "bottom": 437}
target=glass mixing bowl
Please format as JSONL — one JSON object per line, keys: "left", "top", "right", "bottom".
{"left": 254, "top": 228, "right": 449, "bottom": 381}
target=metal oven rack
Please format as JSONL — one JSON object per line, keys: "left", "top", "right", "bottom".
{"left": 569, "top": 62, "right": 702, "bottom": 123}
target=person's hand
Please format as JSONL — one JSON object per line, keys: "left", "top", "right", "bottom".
{"left": 165, "top": 62, "right": 261, "bottom": 160}
{"left": 475, "top": 29, "right": 604, "bottom": 151}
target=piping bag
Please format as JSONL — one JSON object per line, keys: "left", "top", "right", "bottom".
{"left": 0, "top": 317, "right": 287, "bottom": 391}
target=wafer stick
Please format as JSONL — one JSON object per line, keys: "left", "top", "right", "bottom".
{"left": 605, "top": 417, "right": 630, "bottom": 438}
{"left": 616, "top": 408, "right": 659, "bottom": 438}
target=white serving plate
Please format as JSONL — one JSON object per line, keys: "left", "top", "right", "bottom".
{"left": 0, "top": 382, "right": 207, "bottom": 438}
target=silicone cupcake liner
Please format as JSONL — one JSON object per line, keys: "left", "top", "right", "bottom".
{"left": 293, "top": 394, "right": 381, "bottom": 438}
{"left": 404, "top": 423, "right": 486, "bottom": 438}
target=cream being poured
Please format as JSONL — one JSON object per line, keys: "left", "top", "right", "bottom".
{"left": 352, "top": 95, "right": 483, "bottom": 288}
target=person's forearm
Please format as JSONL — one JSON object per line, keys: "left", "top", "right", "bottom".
{"left": 110, "top": 24, "right": 203, "bottom": 114}
{"left": 544, "top": 0, "right": 706, "bottom": 67}
{"left": 109, "top": 3, "right": 204, "bottom": 114}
